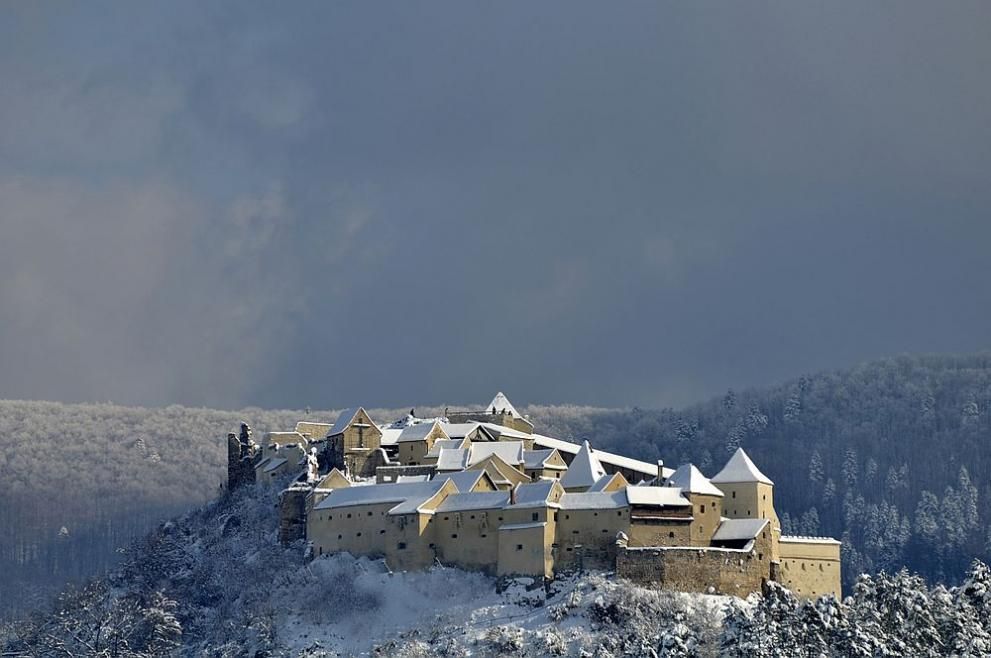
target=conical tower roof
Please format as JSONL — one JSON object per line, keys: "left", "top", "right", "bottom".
{"left": 560, "top": 440, "right": 607, "bottom": 489}
{"left": 711, "top": 448, "right": 773, "bottom": 485}
{"left": 488, "top": 392, "right": 521, "bottom": 418}
{"left": 665, "top": 463, "right": 724, "bottom": 497}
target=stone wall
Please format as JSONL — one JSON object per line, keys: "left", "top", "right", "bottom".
{"left": 278, "top": 484, "right": 311, "bottom": 544}
{"left": 376, "top": 464, "right": 437, "bottom": 484}
{"left": 616, "top": 541, "right": 771, "bottom": 598}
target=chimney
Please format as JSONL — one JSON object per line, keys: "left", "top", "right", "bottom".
{"left": 510, "top": 484, "right": 517, "bottom": 505}
{"left": 655, "top": 460, "right": 665, "bottom": 486}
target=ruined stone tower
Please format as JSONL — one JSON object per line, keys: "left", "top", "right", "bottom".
{"left": 227, "top": 422, "right": 260, "bottom": 491}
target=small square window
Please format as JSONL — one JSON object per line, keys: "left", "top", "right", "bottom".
{"left": 516, "top": 544, "right": 524, "bottom": 551}
{"left": 531, "top": 512, "right": 539, "bottom": 522}
{"left": 398, "top": 542, "right": 407, "bottom": 550}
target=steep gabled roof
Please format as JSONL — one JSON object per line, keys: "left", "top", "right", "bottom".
{"left": 379, "top": 428, "right": 404, "bottom": 446}
{"left": 488, "top": 392, "right": 521, "bottom": 418}
{"left": 711, "top": 448, "right": 773, "bottom": 485}
{"left": 397, "top": 420, "right": 446, "bottom": 443}
{"left": 432, "top": 469, "right": 492, "bottom": 492}
{"left": 439, "top": 422, "right": 481, "bottom": 439}
{"left": 313, "top": 481, "right": 446, "bottom": 512}
{"left": 426, "top": 438, "right": 469, "bottom": 459}
{"left": 523, "top": 449, "right": 564, "bottom": 470}
{"left": 435, "top": 491, "right": 510, "bottom": 513}
{"left": 328, "top": 407, "right": 375, "bottom": 437}
{"left": 469, "top": 441, "right": 525, "bottom": 467}
{"left": 665, "top": 464, "right": 724, "bottom": 497}
{"left": 530, "top": 433, "right": 675, "bottom": 479}
{"left": 560, "top": 440, "right": 607, "bottom": 490}
{"left": 435, "top": 448, "right": 470, "bottom": 471}
{"left": 511, "top": 480, "right": 561, "bottom": 508}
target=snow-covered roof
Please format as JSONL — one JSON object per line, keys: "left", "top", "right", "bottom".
{"left": 469, "top": 441, "right": 525, "bottom": 467}
{"left": 313, "top": 481, "right": 445, "bottom": 511}
{"left": 664, "top": 464, "right": 724, "bottom": 497}
{"left": 560, "top": 441, "right": 607, "bottom": 489}
{"left": 397, "top": 421, "right": 445, "bottom": 443}
{"left": 488, "top": 392, "right": 521, "bottom": 418}
{"left": 511, "top": 480, "right": 559, "bottom": 508}
{"left": 558, "top": 490, "right": 628, "bottom": 510}
{"left": 779, "top": 535, "right": 842, "bottom": 545}
{"left": 379, "top": 428, "right": 404, "bottom": 446}
{"left": 295, "top": 422, "right": 334, "bottom": 438}
{"left": 435, "top": 448, "right": 470, "bottom": 471}
{"left": 432, "top": 470, "right": 489, "bottom": 492}
{"left": 426, "top": 438, "right": 468, "bottom": 459}
{"left": 530, "top": 433, "right": 675, "bottom": 479}
{"left": 328, "top": 408, "right": 362, "bottom": 437}
{"left": 523, "top": 449, "right": 564, "bottom": 470}
{"left": 712, "top": 518, "right": 769, "bottom": 542}
{"left": 396, "top": 475, "right": 431, "bottom": 483}
{"left": 262, "top": 457, "right": 288, "bottom": 473}
{"left": 710, "top": 448, "right": 773, "bottom": 485}
{"left": 436, "top": 492, "right": 510, "bottom": 513}
{"left": 588, "top": 473, "right": 623, "bottom": 492}
{"left": 439, "top": 422, "right": 480, "bottom": 439}
{"left": 478, "top": 423, "right": 532, "bottom": 441}
{"left": 625, "top": 486, "right": 691, "bottom": 507}
{"left": 265, "top": 432, "right": 307, "bottom": 446}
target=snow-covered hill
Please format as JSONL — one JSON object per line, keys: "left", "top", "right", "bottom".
{"left": 6, "top": 479, "right": 991, "bottom": 657}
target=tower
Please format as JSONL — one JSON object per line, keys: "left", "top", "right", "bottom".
{"left": 711, "top": 448, "right": 780, "bottom": 558}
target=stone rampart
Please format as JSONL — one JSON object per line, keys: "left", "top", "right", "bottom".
{"left": 616, "top": 544, "right": 768, "bottom": 597}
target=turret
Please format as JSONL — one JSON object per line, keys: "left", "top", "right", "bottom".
{"left": 711, "top": 448, "right": 780, "bottom": 558}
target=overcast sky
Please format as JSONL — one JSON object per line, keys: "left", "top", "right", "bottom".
{"left": 1, "top": 2, "right": 989, "bottom": 411}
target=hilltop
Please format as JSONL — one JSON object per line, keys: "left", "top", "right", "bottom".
{"left": 7, "top": 476, "right": 991, "bottom": 657}
{"left": 2, "top": 352, "right": 991, "bottom": 616}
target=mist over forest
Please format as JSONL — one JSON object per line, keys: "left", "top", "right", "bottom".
{"left": 2, "top": 352, "right": 990, "bottom": 621}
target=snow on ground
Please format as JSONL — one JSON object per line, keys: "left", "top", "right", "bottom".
{"left": 271, "top": 554, "right": 729, "bottom": 657}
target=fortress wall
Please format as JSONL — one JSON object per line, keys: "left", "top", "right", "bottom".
{"left": 616, "top": 545, "right": 769, "bottom": 597}
{"left": 627, "top": 518, "right": 692, "bottom": 548}
{"left": 778, "top": 538, "right": 842, "bottom": 599}
{"left": 554, "top": 507, "right": 628, "bottom": 570}
{"left": 433, "top": 508, "right": 501, "bottom": 573}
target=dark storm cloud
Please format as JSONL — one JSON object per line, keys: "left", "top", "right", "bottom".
{"left": 1, "top": 2, "right": 989, "bottom": 410}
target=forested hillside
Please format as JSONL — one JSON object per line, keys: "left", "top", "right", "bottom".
{"left": 0, "top": 401, "right": 326, "bottom": 619}
{"left": 2, "top": 352, "right": 989, "bottom": 619}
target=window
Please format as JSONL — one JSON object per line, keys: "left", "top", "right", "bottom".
{"left": 732, "top": 491, "right": 736, "bottom": 499}
{"left": 668, "top": 532, "right": 674, "bottom": 538}
{"left": 367, "top": 511, "right": 372, "bottom": 517}
{"left": 347, "top": 513, "right": 352, "bottom": 518}
{"left": 356, "top": 532, "right": 361, "bottom": 537}
{"left": 481, "top": 534, "right": 487, "bottom": 538}
{"left": 617, "top": 511, "right": 622, "bottom": 517}
{"left": 516, "top": 544, "right": 524, "bottom": 551}
{"left": 451, "top": 534, "right": 458, "bottom": 539}
{"left": 601, "top": 529, "right": 608, "bottom": 533}
{"left": 337, "top": 534, "right": 342, "bottom": 540}
{"left": 470, "top": 515, "right": 476, "bottom": 519}
{"left": 319, "top": 547, "right": 323, "bottom": 555}
{"left": 379, "top": 529, "right": 385, "bottom": 534}
{"left": 572, "top": 530, "right": 579, "bottom": 534}
{"left": 397, "top": 542, "right": 407, "bottom": 550}
{"left": 444, "top": 516, "right": 450, "bottom": 521}
{"left": 758, "top": 553, "right": 763, "bottom": 561}
{"left": 531, "top": 512, "right": 539, "bottom": 522}
{"left": 565, "top": 514, "right": 570, "bottom": 520}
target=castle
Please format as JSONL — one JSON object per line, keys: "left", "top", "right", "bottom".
{"left": 227, "top": 393, "right": 841, "bottom": 599}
